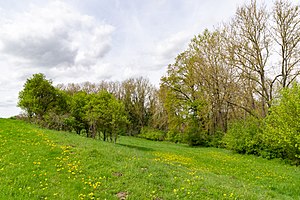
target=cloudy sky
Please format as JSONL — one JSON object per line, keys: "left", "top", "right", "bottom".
{"left": 0, "top": 0, "right": 291, "bottom": 118}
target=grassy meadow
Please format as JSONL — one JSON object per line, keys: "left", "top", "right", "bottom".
{"left": 0, "top": 118, "right": 299, "bottom": 200}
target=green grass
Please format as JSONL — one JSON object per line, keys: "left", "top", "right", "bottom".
{"left": 0, "top": 118, "right": 299, "bottom": 200}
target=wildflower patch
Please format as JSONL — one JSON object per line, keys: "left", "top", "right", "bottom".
{"left": 153, "top": 152, "right": 193, "bottom": 166}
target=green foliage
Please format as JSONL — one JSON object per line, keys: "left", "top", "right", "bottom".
{"left": 161, "top": 55, "right": 211, "bottom": 146}
{"left": 120, "top": 78, "right": 155, "bottom": 135}
{"left": 222, "top": 117, "right": 264, "bottom": 155}
{"left": 18, "top": 73, "right": 58, "bottom": 119}
{"left": 138, "top": 127, "right": 166, "bottom": 141}
{"left": 1, "top": 119, "right": 300, "bottom": 199}
{"left": 18, "top": 74, "right": 128, "bottom": 143}
{"left": 67, "top": 91, "right": 89, "bottom": 135}
{"left": 43, "top": 112, "right": 70, "bottom": 131}
{"left": 207, "top": 130, "right": 225, "bottom": 148}
{"left": 84, "top": 90, "right": 128, "bottom": 142}
{"left": 221, "top": 84, "right": 300, "bottom": 164}
{"left": 42, "top": 90, "right": 71, "bottom": 131}
{"left": 164, "top": 130, "right": 182, "bottom": 143}
{"left": 183, "top": 117, "right": 210, "bottom": 146}
{"left": 263, "top": 83, "right": 300, "bottom": 164}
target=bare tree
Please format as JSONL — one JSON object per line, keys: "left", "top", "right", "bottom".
{"left": 227, "top": 0, "right": 271, "bottom": 117}
{"left": 272, "top": 0, "right": 300, "bottom": 89}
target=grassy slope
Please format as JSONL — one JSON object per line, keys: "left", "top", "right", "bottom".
{"left": 0, "top": 119, "right": 299, "bottom": 200}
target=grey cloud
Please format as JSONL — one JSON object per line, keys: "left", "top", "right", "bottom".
{"left": 0, "top": 1, "right": 114, "bottom": 69}
{"left": 2, "top": 34, "right": 77, "bottom": 67}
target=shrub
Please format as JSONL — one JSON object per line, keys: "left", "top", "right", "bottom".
{"left": 183, "top": 118, "right": 210, "bottom": 147}
{"left": 138, "top": 127, "right": 166, "bottom": 141}
{"left": 222, "top": 116, "right": 264, "bottom": 155}
{"left": 183, "top": 127, "right": 209, "bottom": 146}
{"left": 165, "top": 130, "right": 182, "bottom": 143}
{"left": 263, "top": 84, "right": 300, "bottom": 164}
{"left": 208, "top": 130, "right": 225, "bottom": 148}
{"left": 43, "top": 111, "right": 71, "bottom": 131}
{"left": 184, "top": 130, "right": 209, "bottom": 146}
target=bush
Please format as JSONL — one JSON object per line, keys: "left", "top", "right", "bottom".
{"left": 138, "top": 127, "right": 166, "bottom": 141}
{"left": 184, "top": 127, "right": 209, "bottom": 146}
{"left": 184, "top": 130, "right": 209, "bottom": 146}
{"left": 208, "top": 130, "right": 225, "bottom": 148}
{"left": 43, "top": 111, "right": 71, "bottom": 131}
{"left": 222, "top": 116, "right": 264, "bottom": 155}
{"left": 163, "top": 130, "right": 182, "bottom": 143}
{"left": 263, "top": 84, "right": 300, "bottom": 164}
{"left": 163, "top": 118, "right": 210, "bottom": 146}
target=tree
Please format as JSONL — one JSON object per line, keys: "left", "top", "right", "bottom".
{"left": 148, "top": 88, "right": 168, "bottom": 131}
{"left": 226, "top": 0, "right": 272, "bottom": 117}
{"left": 272, "top": 0, "right": 300, "bottom": 89}
{"left": 161, "top": 49, "right": 210, "bottom": 145}
{"left": 85, "top": 90, "right": 127, "bottom": 143}
{"left": 18, "top": 73, "right": 58, "bottom": 120}
{"left": 190, "top": 29, "right": 237, "bottom": 133}
{"left": 109, "top": 98, "right": 128, "bottom": 143}
{"left": 43, "top": 89, "right": 71, "bottom": 131}
{"left": 120, "top": 77, "right": 155, "bottom": 135}
{"left": 67, "top": 91, "right": 90, "bottom": 135}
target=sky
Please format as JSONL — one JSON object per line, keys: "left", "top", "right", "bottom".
{"left": 0, "top": 0, "right": 293, "bottom": 118}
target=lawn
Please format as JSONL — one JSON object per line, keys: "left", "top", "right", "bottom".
{"left": 0, "top": 118, "right": 299, "bottom": 200}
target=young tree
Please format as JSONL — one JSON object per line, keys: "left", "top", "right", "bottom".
{"left": 43, "top": 89, "right": 71, "bottom": 130}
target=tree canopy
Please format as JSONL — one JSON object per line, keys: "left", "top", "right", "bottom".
{"left": 18, "top": 73, "right": 58, "bottom": 119}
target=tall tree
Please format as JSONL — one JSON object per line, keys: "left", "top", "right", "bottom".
{"left": 227, "top": 0, "right": 271, "bottom": 117}
{"left": 190, "top": 30, "right": 236, "bottom": 133}
{"left": 161, "top": 49, "right": 210, "bottom": 145}
{"left": 272, "top": 0, "right": 300, "bottom": 89}
{"left": 121, "top": 77, "right": 155, "bottom": 135}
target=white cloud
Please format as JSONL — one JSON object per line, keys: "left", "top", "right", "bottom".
{"left": 156, "top": 32, "right": 190, "bottom": 58}
{"left": 49, "top": 62, "right": 117, "bottom": 84}
{"left": 0, "top": 1, "right": 116, "bottom": 117}
{"left": 0, "top": 72, "right": 22, "bottom": 118}
{"left": 113, "top": 30, "right": 191, "bottom": 81}
{"left": 152, "top": 31, "right": 192, "bottom": 68}
{"left": 0, "top": 1, "right": 114, "bottom": 68}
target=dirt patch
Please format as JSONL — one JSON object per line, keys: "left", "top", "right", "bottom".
{"left": 112, "top": 172, "right": 123, "bottom": 177}
{"left": 116, "top": 191, "right": 127, "bottom": 200}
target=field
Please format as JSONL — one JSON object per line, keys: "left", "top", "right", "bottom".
{"left": 0, "top": 118, "right": 299, "bottom": 200}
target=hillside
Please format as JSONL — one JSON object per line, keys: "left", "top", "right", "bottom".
{"left": 0, "top": 118, "right": 299, "bottom": 200}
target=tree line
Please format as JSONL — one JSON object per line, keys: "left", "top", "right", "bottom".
{"left": 18, "top": 74, "right": 160, "bottom": 143}
{"left": 18, "top": 0, "right": 300, "bottom": 164}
